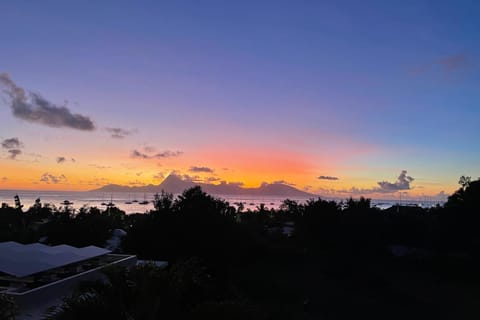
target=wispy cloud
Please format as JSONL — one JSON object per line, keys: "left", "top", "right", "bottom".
{"left": 410, "top": 53, "right": 470, "bottom": 76}
{"left": 0, "top": 73, "right": 95, "bottom": 130}
{"left": 273, "top": 180, "right": 296, "bottom": 186}
{"left": 131, "top": 149, "right": 183, "bottom": 159}
{"left": 105, "top": 127, "right": 136, "bottom": 139}
{"left": 1, "top": 137, "right": 23, "bottom": 149}
{"left": 318, "top": 175, "right": 339, "bottom": 181}
{"left": 153, "top": 172, "right": 165, "bottom": 180}
{"left": 128, "top": 180, "right": 145, "bottom": 186}
{"left": 7, "top": 149, "right": 22, "bottom": 159}
{"left": 144, "top": 146, "right": 156, "bottom": 153}
{"left": 88, "top": 164, "right": 111, "bottom": 169}
{"left": 40, "top": 173, "right": 67, "bottom": 184}
{"left": 1, "top": 176, "right": 8, "bottom": 182}
{"left": 56, "top": 156, "right": 76, "bottom": 164}
{"left": 438, "top": 54, "right": 468, "bottom": 71}
{"left": 189, "top": 166, "right": 214, "bottom": 173}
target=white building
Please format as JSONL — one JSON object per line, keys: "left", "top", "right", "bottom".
{"left": 0, "top": 241, "right": 136, "bottom": 319}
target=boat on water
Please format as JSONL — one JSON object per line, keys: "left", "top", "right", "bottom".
{"left": 131, "top": 193, "right": 139, "bottom": 203}
{"left": 139, "top": 194, "right": 149, "bottom": 205}
{"left": 61, "top": 200, "right": 73, "bottom": 206}
{"left": 100, "top": 193, "right": 107, "bottom": 206}
{"left": 125, "top": 194, "right": 132, "bottom": 204}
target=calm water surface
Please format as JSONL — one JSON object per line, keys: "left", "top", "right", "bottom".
{"left": 0, "top": 190, "right": 443, "bottom": 214}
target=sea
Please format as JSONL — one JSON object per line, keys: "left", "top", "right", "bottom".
{"left": 0, "top": 190, "right": 444, "bottom": 214}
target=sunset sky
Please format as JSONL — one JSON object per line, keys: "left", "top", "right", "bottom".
{"left": 0, "top": 1, "right": 479, "bottom": 199}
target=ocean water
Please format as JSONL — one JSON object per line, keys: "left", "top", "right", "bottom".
{"left": 0, "top": 190, "right": 443, "bottom": 214}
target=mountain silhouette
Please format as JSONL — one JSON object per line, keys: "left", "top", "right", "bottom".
{"left": 93, "top": 174, "right": 316, "bottom": 197}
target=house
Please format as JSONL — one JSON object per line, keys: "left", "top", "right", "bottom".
{"left": 0, "top": 241, "right": 136, "bottom": 319}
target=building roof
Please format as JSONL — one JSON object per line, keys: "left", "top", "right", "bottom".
{"left": 0, "top": 241, "right": 111, "bottom": 278}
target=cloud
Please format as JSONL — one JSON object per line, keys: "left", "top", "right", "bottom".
{"left": 153, "top": 172, "right": 165, "bottom": 180}
{"left": 88, "top": 164, "right": 111, "bottom": 169}
{"left": 438, "top": 54, "right": 467, "bottom": 71}
{"left": 144, "top": 146, "right": 155, "bottom": 153}
{"left": 106, "top": 127, "right": 136, "bottom": 139}
{"left": 377, "top": 170, "right": 414, "bottom": 192}
{"left": 40, "top": 173, "right": 67, "bottom": 184}
{"left": 131, "top": 149, "right": 183, "bottom": 159}
{"left": 155, "top": 150, "right": 183, "bottom": 158}
{"left": 273, "top": 180, "right": 296, "bottom": 186}
{"left": 189, "top": 166, "right": 214, "bottom": 173}
{"left": 219, "top": 180, "right": 244, "bottom": 187}
{"left": 318, "top": 175, "right": 339, "bottom": 181}
{"left": 1, "top": 177, "right": 8, "bottom": 182}
{"left": 229, "top": 181, "right": 244, "bottom": 187}
{"left": 0, "top": 73, "right": 95, "bottom": 131}
{"left": 7, "top": 149, "right": 22, "bottom": 159}
{"left": 128, "top": 180, "right": 145, "bottom": 186}
{"left": 335, "top": 170, "right": 415, "bottom": 196}
{"left": 56, "top": 156, "right": 76, "bottom": 164}
{"left": 131, "top": 150, "right": 149, "bottom": 159}
{"left": 1, "top": 137, "right": 23, "bottom": 149}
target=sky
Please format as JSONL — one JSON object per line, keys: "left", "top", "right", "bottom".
{"left": 0, "top": 0, "right": 479, "bottom": 200}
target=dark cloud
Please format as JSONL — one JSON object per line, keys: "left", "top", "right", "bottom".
{"left": 56, "top": 156, "right": 66, "bottom": 164}
{"left": 131, "top": 150, "right": 149, "bottom": 159}
{"left": 106, "top": 127, "right": 136, "bottom": 139}
{"left": 0, "top": 73, "right": 95, "bottom": 131}
{"left": 1, "top": 137, "right": 23, "bottom": 149}
{"left": 377, "top": 170, "right": 414, "bottom": 192}
{"left": 189, "top": 166, "right": 214, "bottom": 173}
{"left": 131, "top": 149, "right": 183, "bottom": 159}
{"left": 438, "top": 54, "right": 467, "bottom": 71}
{"left": 318, "top": 175, "right": 339, "bottom": 181}
{"left": 155, "top": 150, "right": 183, "bottom": 158}
{"left": 40, "top": 173, "right": 67, "bottom": 184}
{"left": 7, "top": 149, "right": 22, "bottom": 159}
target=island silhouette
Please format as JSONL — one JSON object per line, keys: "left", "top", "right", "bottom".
{"left": 93, "top": 174, "right": 315, "bottom": 197}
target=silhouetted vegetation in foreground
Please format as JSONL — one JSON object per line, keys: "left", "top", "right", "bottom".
{"left": 2, "top": 177, "right": 480, "bottom": 319}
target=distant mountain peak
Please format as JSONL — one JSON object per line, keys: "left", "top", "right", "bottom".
{"left": 92, "top": 174, "right": 316, "bottom": 198}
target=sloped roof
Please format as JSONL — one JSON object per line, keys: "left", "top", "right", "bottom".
{"left": 0, "top": 241, "right": 111, "bottom": 278}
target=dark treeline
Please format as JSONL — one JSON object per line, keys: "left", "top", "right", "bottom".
{"left": 2, "top": 177, "right": 480, "bottom": 319}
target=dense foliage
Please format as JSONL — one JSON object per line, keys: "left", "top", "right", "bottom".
{"left": 2, "top": 178, "right": 480, "bottom": 319}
